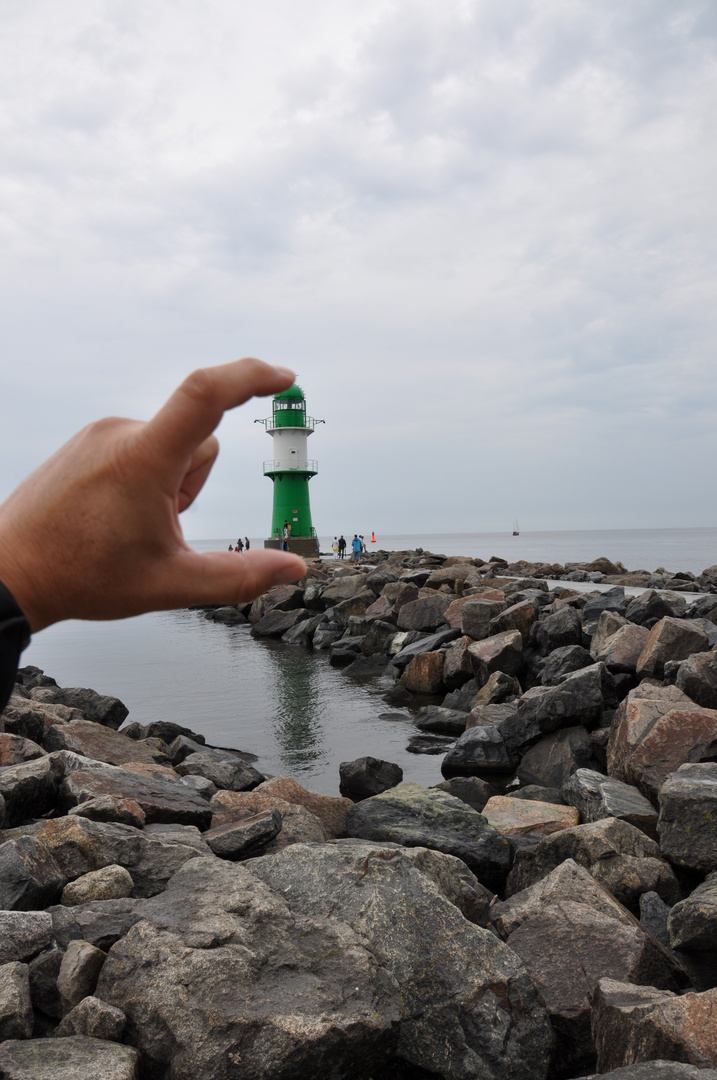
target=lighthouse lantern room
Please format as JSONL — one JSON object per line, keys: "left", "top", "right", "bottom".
{"left": 255, "top": 384, "right": 324, "bottom": 556}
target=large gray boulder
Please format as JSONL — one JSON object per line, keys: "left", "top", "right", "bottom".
{"left": 29, "top": 686, "right": 129, "bottom": 729}
{"left": 441, "top": 725, "right": 517, "bottom": 776}
{"left": 0, "top": 836, "right": 66, "bottom": 910}
{"left": 516, "top": 663, "right": 615, "bottom": 734}
{"left": 0, "top": 1036, "right": 140, "bottom": 1079}
{"left": 562, "top": 769, "right": 658, "bottom": 838}
{"left": 676, "top": 647, "right": 717, "bottom": 709}
{"left": 657, "top": 762, "right": 717, "bottom": 874}
{"left": 345, "top": 782, "right": 511, "bottom": 891}
{"left": 97, "top": 857, "right": 401, "bottom": 1080}
{"left": 251, "top": 842, "right": 553, "bottom": 1080}
{"left": 536, "top": 604, "right": 583, "bottom": 655}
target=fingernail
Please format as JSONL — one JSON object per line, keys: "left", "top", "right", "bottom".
{"left": 273, "top": 564, "right": 305, "bottom": 585}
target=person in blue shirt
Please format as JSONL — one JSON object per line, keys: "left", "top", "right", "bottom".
{"left": 351, "top": 534, "right": 362, "bottom": 563}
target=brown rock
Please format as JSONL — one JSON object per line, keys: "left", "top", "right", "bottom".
{"left": 623, "top": 705, "right": 717, "bottom": 801}
{"left": 636, "top": 617, "right": 710, "bottom": 680}
{"left": 382, "top": 581, "right": 419, "bottom": 611}
{"left": 607, "top": 684, "right": 693, "bottom": 781}
{"left": 57, "top": 940, "right": 106, "bottom": 1013}
{"left": 0, "top": 734, "right": 46, "bottom": 766}
{"left": 489, "top": 599, "right": 540, "bottom": 645}
{"left": 60, "top": 865, "right": 134, "bottom": 907}
{"left": 598, "top": 624, "right": 651, "bottom": 674}
{"left": 460, "top": 599, "right": 505, "bottom": 641}
{"left": 0, "top": 962, "right": 33, "bottom": 1040}
{"left": 209, "top": 790, "right": 327, "bottom": 850}
{"left": 254, "top": 776, "right": 351, "bottom": 839}
{"left": 481, "top": 796, "right": 579, "bottom": 837}
{"left": 442, "top": 636, "right": 475, "bottom": 690}
{"left": 58, "top": 765, "right": 212, "bottom": 828}
{"left": 590, "top": 611, "right": 630, "bottom": 660}
{"left": 44, "top": 721, "right": 168, "bottom": 767}
{"left": 364, "top": 594, "right": 394, "bottom": 621}
{"left": 592, "top": 978, "right": 717, "bottom": 1072}
{"left": 468, "top": 630, "right": 523, "bottom": 677}
{"left": 443, "top": 596, "right": 475, "bottom": 630}
{"left": 68, "top": 795, "right": 146, "bottom": 828}
{"left": 399, "top": 651, "right": 445, "bottom": 694}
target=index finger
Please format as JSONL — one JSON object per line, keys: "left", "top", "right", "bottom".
{"left": 144, "top": 358, "right": 296, "bottom": 464}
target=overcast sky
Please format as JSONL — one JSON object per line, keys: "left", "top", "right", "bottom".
{"left": 1, "top": 0, "right": 715, "bottom": 542}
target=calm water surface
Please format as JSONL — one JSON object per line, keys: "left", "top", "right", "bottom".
{"left": 24, "top": 528, "right": 717, "bottom": 795}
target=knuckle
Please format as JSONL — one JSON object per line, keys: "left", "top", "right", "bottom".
{"left": 180, "top": 367, "right": 218, "bottom": 404}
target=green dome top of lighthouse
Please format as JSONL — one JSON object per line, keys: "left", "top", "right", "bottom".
{"left": 274, "top": 384, "right": 304, "bottom": 402}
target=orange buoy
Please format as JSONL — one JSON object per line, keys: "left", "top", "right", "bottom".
{"left": 371, "top": 532, "right": 376, "bottom": 543}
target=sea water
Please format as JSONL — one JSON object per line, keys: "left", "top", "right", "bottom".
{"left": 23, "top": 528, "right": 717, "bottom": 796}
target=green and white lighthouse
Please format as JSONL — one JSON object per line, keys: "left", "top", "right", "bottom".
{"left": 255, "top": 384, "right": 324, "bottom": 556}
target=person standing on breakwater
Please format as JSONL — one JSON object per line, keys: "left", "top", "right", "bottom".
{"left": 351, "top": 534, "right": 362, "bottom": 563}
{"left": 244, "top": 537, "right": 250, "bottom": 550}
{"left": 338, "top": 535, "right": 346, "bottom": 559}
{"left": 235, "top": 538, "right": 244, "bottom": 553}
{"left": 0, "top": 358, "right": 307, "bottom": 711}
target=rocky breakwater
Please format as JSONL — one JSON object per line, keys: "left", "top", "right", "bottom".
{"left": 202, "top": 548, "right": 717, "bottom": 1077}
{"left": 0, "top": 663, "right": 556, "bottom": 1079}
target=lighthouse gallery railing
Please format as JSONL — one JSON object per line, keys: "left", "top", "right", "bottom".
{"left": 262, "top": 459, "right": 318, "bottom": 475}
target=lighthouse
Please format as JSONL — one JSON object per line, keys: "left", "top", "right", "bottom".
{"left": 255, "top": 384, "right": 324, "bottom": 556}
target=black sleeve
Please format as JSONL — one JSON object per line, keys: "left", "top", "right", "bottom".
{"left": 0, "top": 581, "right": 31, "bottom": 712}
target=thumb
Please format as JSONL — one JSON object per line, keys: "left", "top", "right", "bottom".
{"left": 156, "top": 548, "right": 307, "bottom": 609}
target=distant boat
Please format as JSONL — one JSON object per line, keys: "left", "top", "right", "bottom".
{"left": 512, "top": 519, "right": 520, "bottom": 536}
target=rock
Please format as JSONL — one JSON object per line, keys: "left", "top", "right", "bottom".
{"left": 28, "top": 946, "right": 64, "bottom": 1018}
{"left": 0, "top": 835, "right": 66, "bottom": 910}
{"left": 540, "top": 644, "right": 594, "bottom": 685}
{"left": 321, "top": 573, "right": 368, "bottom": 604}
{"left": 506, "top": 818, "right": 681, "bottom": 909}
{"left": 30, "top": 686, "right": 129, "bottom": 730}
{"left": 596, "top": 624, "right": 651, "bottom": 674}
{"left": 60, "top": 865, "right": 134, "bottom": 907}
{"left": 636, "top": 617, "right": 710, "bottom": 679}
{"left": 505, "top": 902, "right": 684, "bottom": 1076}
{"left": 442, "top": 724, "right": 517, "bottom": 776}
{"left": 592, "top": 978, "right": 717, "bottom": 1072}
{"left": 57, "top": 939, "right": 106, "bottom": 1013}
{"left": 460, "top": 599, "right": 506, "bottom": 641}
{"left": 414, "top": 705, "right": 468, "bottom": 735}
{"left": 625, "top": 589, "right": 688, "bottom": 628}
{"left": 250, "top": 607, "right": 311, "bottom": 637}
{"left": 0, "top": 962, "right": 32, "bottom": 1039}
{"left": 507, "top": 784, "right": 561, "bottom": 802}
{"left": 468, "top": 630, "right": 523, "bottom": 677}
{"left": 590, "top": 611, "right": 630, "bottom": 659}
{"left": 249, "top": 584, "right": 306, "bottom": 622}
{"left": 578, "top": 1064, "right": 717, "bottom": 1080}
{"left": 607, "top": 683, "right": 693, "bottom": 782}
{"left": 676, "top": 648, "right": 717, "bottom": 709}
{"left": 441, "top": 635, "right": 476, "bottom": 689}
{"left": 204, "top": 809, "right": 282, "bottom": 857}
{"left": 174, "top": 751, "right": 262, "bottom": 791}
{"left": 0, "top": 754, "right": 63, "bottom": 825}
{"left": 345, "top": 782, "right": 511, "bottom": 891}
{"left": 489, "top": 598, "right": 539, "bottom": 644}
{"left": 254, "top": 776, "right": 351, "bottom": 839}
{"left": 516, "top": 663, "right": 615, "bottom": 734}
{"left": 58, "top": 763, "right": 213, "bottom": 828}
{"left": 639, "top": 890, "right": 672, "bottom": 947}
{"left": 54, "top": 995, "right": 126, "bottom": 1041}
{"left": 517, "top": 726, "right": 600, "bottom": 789}
{"left": 382, "top": 580, "right": 419, "bottom": 611}
{"left": 396, "top": 594, "right": 451, "bottom": 632}
{"left": 390, "top": 627, "right": 459, "bottom": 671}
{"left": 443, "top": 595, "right": 476, "bottom": 630}
{"left": 0, "top": 733, "right": 46, "bottom": 766}
{"left": 97, "top": 857, "right": 401, "bottom": 1080}
{"left": 209, "top": 789, "right": 327, "bottom": 850}
{"left": 562, "top": 769, "right": 658, "bottom": 838}
{"left": 0, "top": 911, "right": 53, "bottom": 964}
{"left": 398, "top": 650, "right": 445, "bottom": 694}
{"left": 43, "top": 719, "right": 169, "bottom": 766}
{"left": 668, "top": 870, "right": 717, "bottom": 954}
{"left": 657, "top": 763, "right": 717, "bottom": 874}
{"left": 481, "top": 796, "right": 579, "bottom": 837}
{"left": 359, "top": 619, "right": 397, "bottom": 655}
{"left": 48, "top": 899, "right": 143, "bottom": 952}
{"left": 582, "top": 588, "right": 629, "bottom": 635}
{"left": 68, "top": 794, "right": 146, "bottom": 828}
{"left": 433, "top": 776, "right": 495, "bottom": 813}
{"left": 251, "top": 842, "right": 552, "bottom": 1080}
{"left": 339, "top": 757, "right": 403, "bottom": 798}
{"left": 0, "top": 1036, "right": 140, "bottom": 1079}
{"left": 536, "top": 605, "right": 583, "bottom": 655}
{"left": 472, "top": 669, "right": 522, "bottom": 704}
{"left": 491, "top": 859, "right": 638, "bottom": 940}
{"left": 130, "top": 824, "right": 215, "bottom": 898}
{"left": 617, "top": 702, "right": 717, "bottom": 802}
{"left": 467, "top": 701, "right": 540, "bottom": 760}
{"left": 332, "top": 590, "right": 380, "bottom": 628}
{"left": 204, "top": 605, "right": 247, "bottom": 625}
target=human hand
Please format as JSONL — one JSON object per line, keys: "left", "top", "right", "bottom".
{"left": 0, "top": 358, "right": 307, "bottom": 631}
